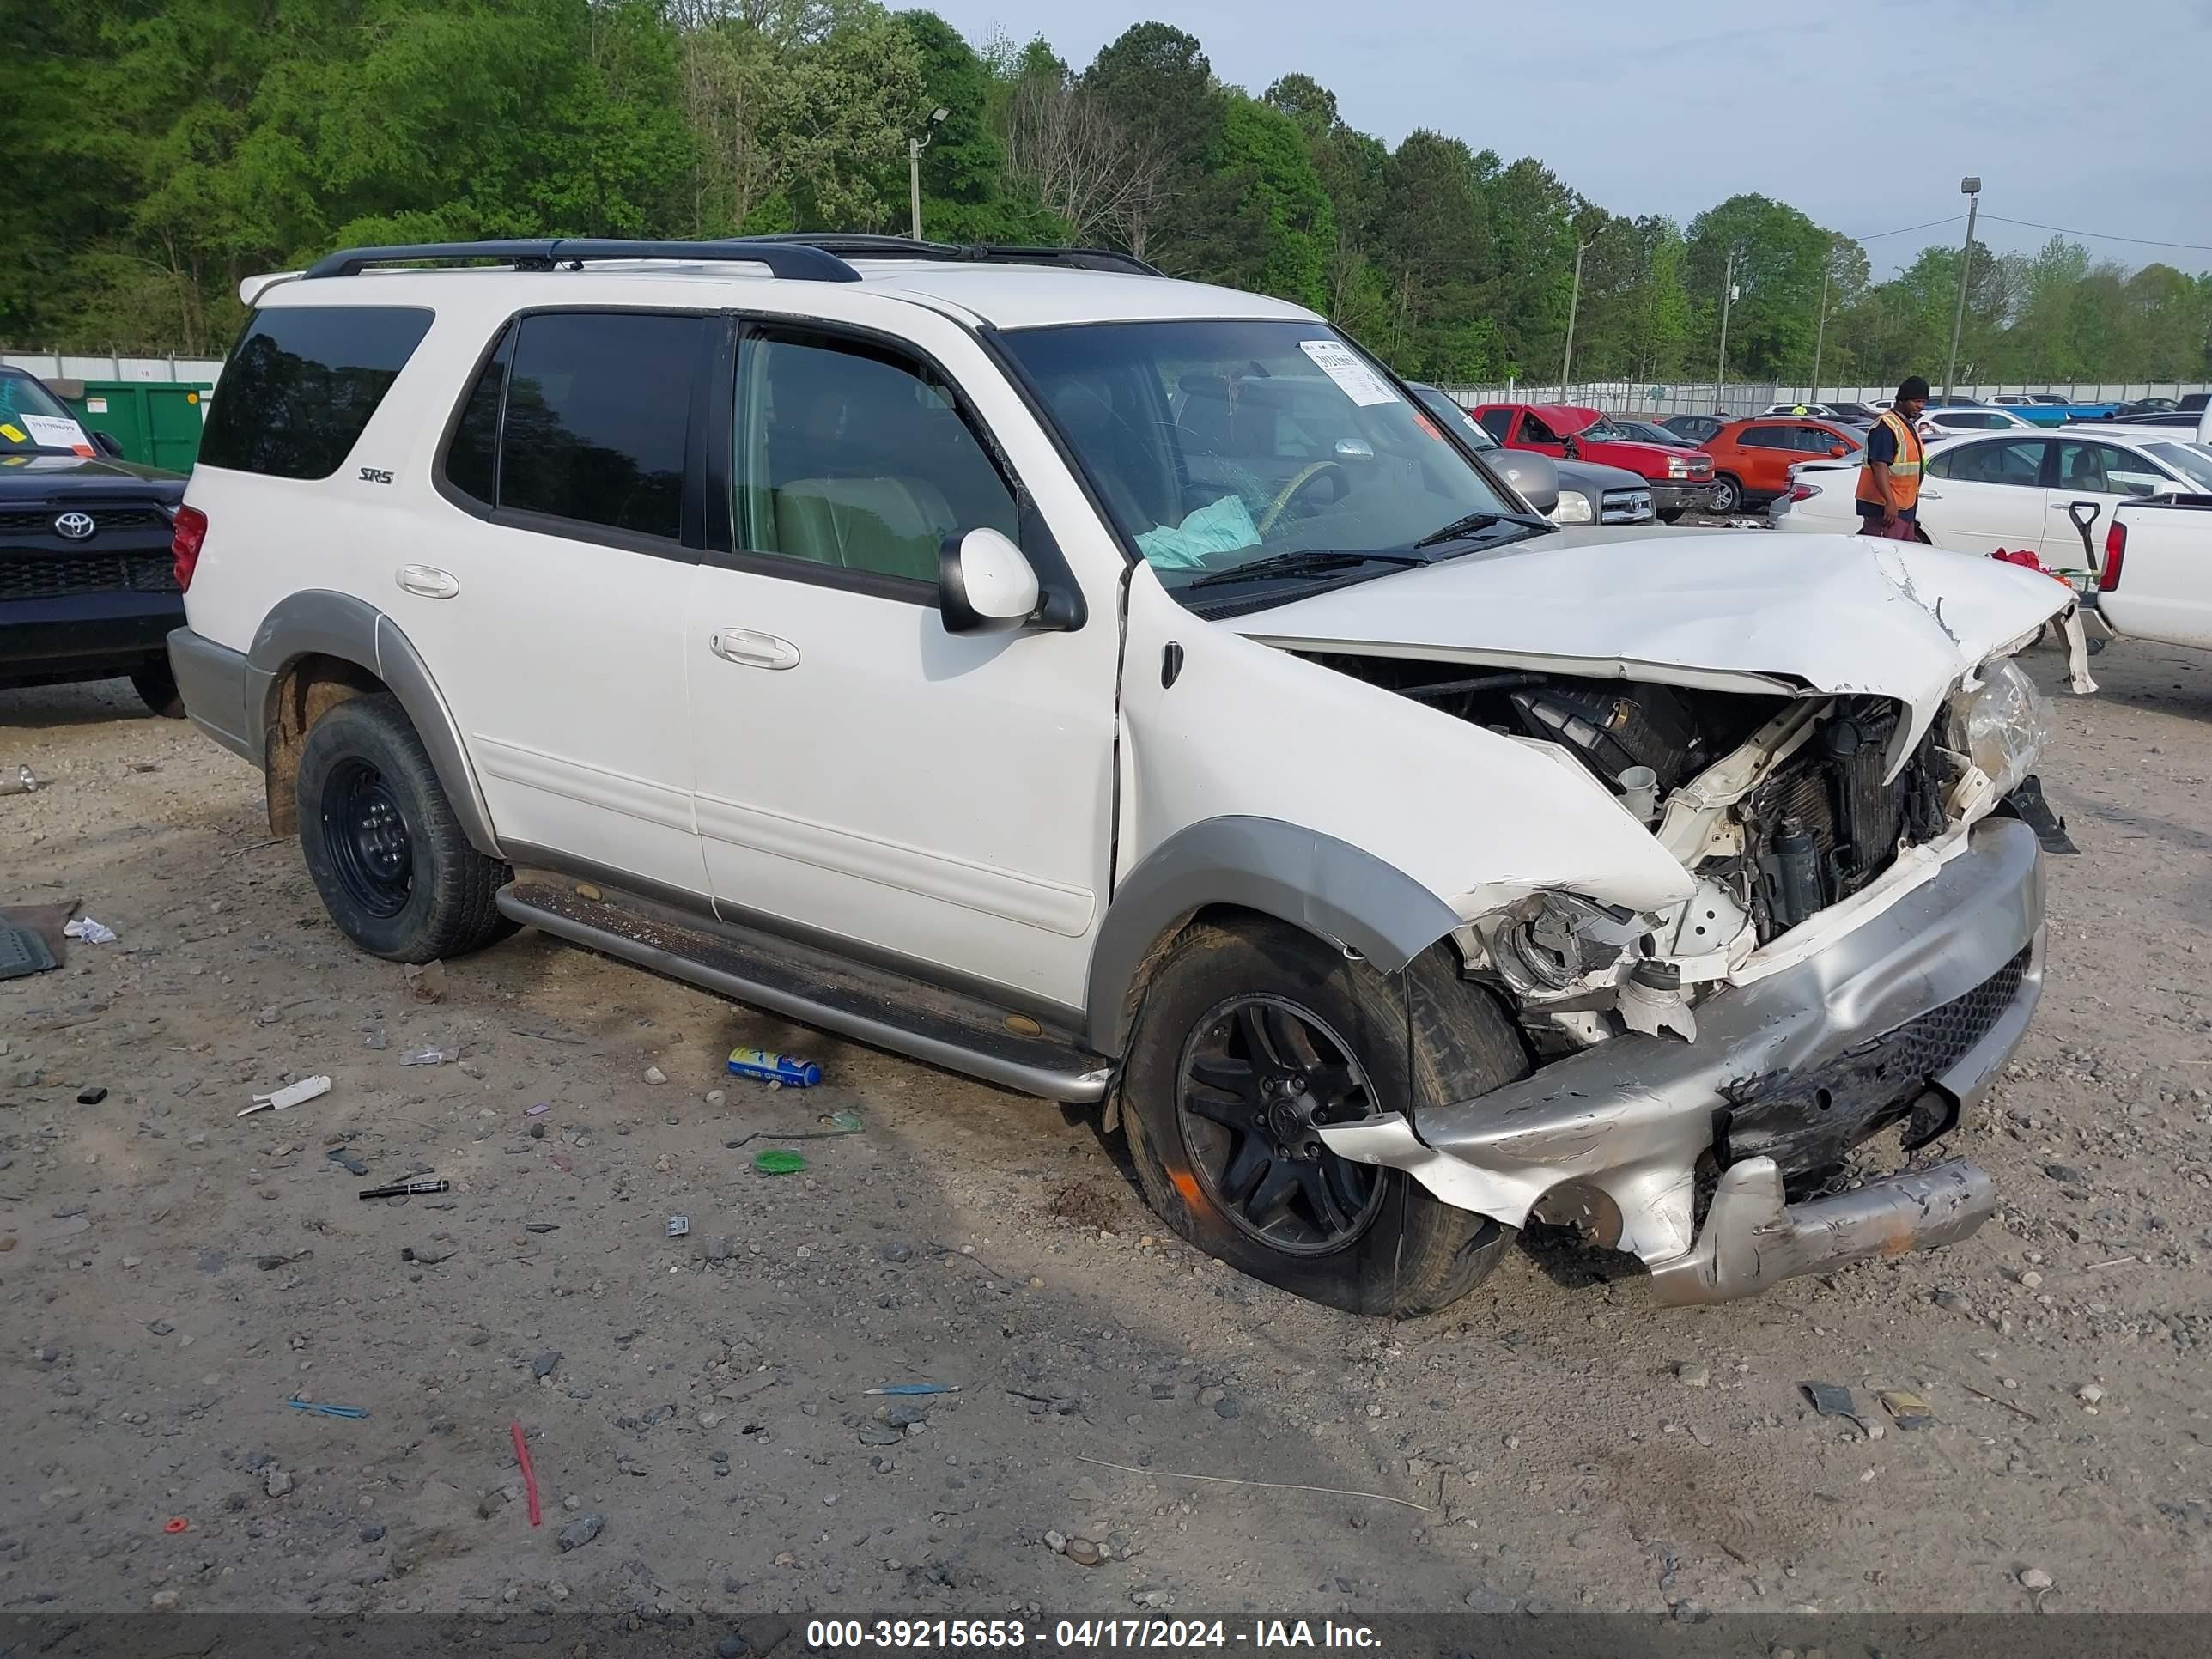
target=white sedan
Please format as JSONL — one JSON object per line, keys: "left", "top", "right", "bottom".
{"left": 1916, "top": 405, "right": 2039, "bottom": 441}
{"left": 1771, "top": 428, "right": 2212, "bottom": 567}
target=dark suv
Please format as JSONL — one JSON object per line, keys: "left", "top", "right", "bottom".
{"left": 1, "top": 367, "right": 189, "bottom": 714}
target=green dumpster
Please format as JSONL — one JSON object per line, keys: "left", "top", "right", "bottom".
{"left": 58, "top": 380, "right": 212, "bottom": 473}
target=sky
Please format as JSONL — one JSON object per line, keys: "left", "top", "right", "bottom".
{"left": 927, "top": 0, "right": 2212, "bottom": 279}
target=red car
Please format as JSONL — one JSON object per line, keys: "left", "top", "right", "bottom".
{"left": 1468, "top": 403, "right": 1717, "bottom": 521}
{"left": 1696, "top": 417, "right": 1863, "bottom": 514}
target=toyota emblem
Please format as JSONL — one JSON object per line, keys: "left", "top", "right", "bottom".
{"left": 54, "top": 512, "right": 96, "bottom": 540}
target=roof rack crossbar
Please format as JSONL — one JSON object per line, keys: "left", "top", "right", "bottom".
{"left": 744, "top": 232, "right": 1164, "bottom": 277}
{"left": 301, "top": 238, "right": 862, "bottom": 283}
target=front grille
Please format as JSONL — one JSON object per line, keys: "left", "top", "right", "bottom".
{"left": 0, "top": 506, "right": 169, "bottom": 535}
{"left": 0, "top": 552, "right": 180, "bottom": 601}
{"left": 1601, "top": 488, "right": 1653, "bottom": 523}
{"left": 1723, "top": 945, "right": 2033, "bottom": 1179}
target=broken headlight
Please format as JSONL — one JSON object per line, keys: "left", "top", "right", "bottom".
{"left": 1949, "top": 658, "right": 2048, "bottom": 799}
{"left": 1490, "top": 892, "right": 1647, "bottom": 997}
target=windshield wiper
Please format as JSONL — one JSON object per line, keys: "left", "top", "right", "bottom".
{"left": 1183, "top": 550, "right": 1426, "bottom": 592}
{"left": 1413, "top": 509, "right": 1548, "bottom": 548}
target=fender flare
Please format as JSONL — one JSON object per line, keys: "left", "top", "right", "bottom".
{"left": 1082, "top": 815, "right": 1464, "bottom": 1055}
{"left": 246, "top": 589, "right": 503, "bottom": 860}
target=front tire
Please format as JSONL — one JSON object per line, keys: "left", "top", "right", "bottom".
{"left": 1657, "top": 507, "right": 1686, "bottom": 524}
{"left": 296, "top": 693, "right": 511, "bottom": 962}
{"left": 1119, "top": 919, "right": 1532, "bottom": 1316}
{"left": 131, "top": 661, "right": 185, "bottom": 719}
{"left": 1709, "top": 475, "right": 1742, "bottom": 514}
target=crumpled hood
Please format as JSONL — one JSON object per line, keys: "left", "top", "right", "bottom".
{"left": 1237, "top": 527, "right": 2074, "bottom": 744}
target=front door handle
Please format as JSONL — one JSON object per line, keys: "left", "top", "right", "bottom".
{"left": 710, "top": 628, "right": 800, "bottom": 670}
{"left": 1918, "top": 489, "right": 1942, "bottom": 501}
{"left": 396, "top": 565, "right": 459, "bottom": 599}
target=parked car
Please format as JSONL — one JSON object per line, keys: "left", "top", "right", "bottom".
{"left": 1695, "top": 416, "right": 1863, "bottom": 513}
{"left": 1, "top": 365, "right": 190, "bottom": 714}
{"left": 1990, "top": 393, "right": 2122, "bottom": 427}
{"left": 2120, "top": 396, "right": 2179, "bottom": 415}
{"left": 1918, "top": 405, "right": 2040, "bottom": 441}
{"left": 1659, "top": 413, "right": 1729, "bottom": 446}
{"left": 1468, "top": 402, "right": 1716, "bottom": 520}
{"left": 2097, "top": 494, "right": 2212, "bottom": 653}
{"left": 1771, "top": 427, "right": 2212, "bottom": 564}
{"left": 1604, "top": 415, "right": 1698, "bottom": 449}
{"left": 1759, "top": 401, "right": 1874, "bottom": 427}
{"left": 2104, "top": 393, "right": 2211, "bottom": 432}
{"left": 1410, "top": 386, "right": 1654, "bottom": 525}
{"left": 169, "top": 234, "right": 2069, "bottom": 1315}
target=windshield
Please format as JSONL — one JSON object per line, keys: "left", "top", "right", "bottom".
{"left": 2145, "top": 442, "right": 2212, "bottom": 492}
{"left": 1000, "top": 320, "right": 1527, "bottom": 588}
{"left": 0, "top": 373, "right": 79, "bottom": 453}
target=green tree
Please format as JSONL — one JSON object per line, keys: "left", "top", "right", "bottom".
{"left": 1377, "top": 130, "right": 1496, "bottom": 381}
{"left": 1685, "top": 192, "right": 1839, "bottom": 380}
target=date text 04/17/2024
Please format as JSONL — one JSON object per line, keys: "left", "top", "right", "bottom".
{"left": 803, "top": 1620, "right": 1382, "bottom": 1650}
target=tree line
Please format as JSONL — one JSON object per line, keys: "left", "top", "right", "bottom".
{"left": 8, "top": 0, "right": 2209, "bottom": 388}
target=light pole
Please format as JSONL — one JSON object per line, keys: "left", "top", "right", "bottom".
{"left": 1559, "top": 237, "right": 1591, "bottom": 399}
{"left": 908, "top": 106, "right": 948, "bottom": 241}
{"left": 1809, "top": 260, "right": 1831, "bottom": 405}
{"left": 1943, "top": 175, "right": 1981, "bottom": 401}
{"left": 1712, "top": 248, "right": 1736, "bottom": 414}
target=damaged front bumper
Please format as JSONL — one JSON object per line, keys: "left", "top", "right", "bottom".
{"left": 1320, "top": 816, "right": 2044, "bottom": 1305}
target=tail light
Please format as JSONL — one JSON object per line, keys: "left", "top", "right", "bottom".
{"left": 1784, "top": 482, "right": 1819, "bottom": 502}
{"left": 171, "top": 505, "right": 207, "bottom": 592}
{"left": 2100, "top": 519, "right": 2125, "bottom": 591}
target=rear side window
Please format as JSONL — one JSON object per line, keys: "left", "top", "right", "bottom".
{"left": 1739, "top": 425, "right": 1790, "bottom": 449}
{"left": 495, "top": 312, "right": 702, "bottom": 542}
{"left": 198, "top": 307, "right": 434, "bottom": 479}
{"left": 443, "top": 327, "right": 512, "bottom": 507}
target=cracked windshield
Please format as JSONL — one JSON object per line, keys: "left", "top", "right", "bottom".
{"left": 1001, "top": 319, "right": 1534, "bottom": 590}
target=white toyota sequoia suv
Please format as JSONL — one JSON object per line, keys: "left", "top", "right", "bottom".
{"left": 167, "top": 234, "right": 2075, "bottom": 1316}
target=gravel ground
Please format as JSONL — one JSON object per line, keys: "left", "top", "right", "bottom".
{"left": 3, "top": 634, "right": 2209, "bottom": 1621}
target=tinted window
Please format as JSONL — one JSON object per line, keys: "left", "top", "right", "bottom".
{"left": 443, "top": 328, "right": 511, "bottom": 506}
{"left": 1478, "top": 409, "right": 1513, "bottom": 441}
{"left": 1933, "top": 439, "right": 2046, "bottom": 486}
{"left": 736, "top": 333, "right": 1014, "bottom": 586}
{"left": 1740, "top": 425, "right": 1791, "bottom": 449}
{"left": 498, "top": 312, "right": 702, "bottom": 541}
{"left": 198, "top": 306, "right": 434, "bottom": 479}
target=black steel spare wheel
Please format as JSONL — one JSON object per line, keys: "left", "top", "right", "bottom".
{"left": 1177, "top": 994, "right": 1386, "bottom": 1254}
{"left": 322, "top": 758, "right": 415, "bottom": 918}
{"left": 295, "top": 692, "right": 513, "bottom": 963}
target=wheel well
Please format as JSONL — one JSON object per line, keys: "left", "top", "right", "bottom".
{"left": 263, "top": 653, "right": 387, "bottom": 836}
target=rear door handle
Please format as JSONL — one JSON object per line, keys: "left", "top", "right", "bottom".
{"left": 1918, "top": 490, "right": 1942, "bottom": 501}
{"left": 710, "top": 628, "right": 800, "bottom": 670}
{"left": 396, "top": 565, "right": 459, "bottom": 599}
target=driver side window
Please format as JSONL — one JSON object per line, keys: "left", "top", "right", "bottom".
{"left": 733, "top": 331, "right": 1016, "bottom": 589}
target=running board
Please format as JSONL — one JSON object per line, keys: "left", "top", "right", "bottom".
{"left": 495, "top": 881, "right": 1113, "bottom": 1103}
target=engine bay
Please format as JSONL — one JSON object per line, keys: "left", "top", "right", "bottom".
{"left": 1299, "top": 650, "right": 1967, "bottom": 958}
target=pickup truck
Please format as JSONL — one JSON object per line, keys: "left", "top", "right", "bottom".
{"left": 1468, "top": 402, "right": 1717, "bottom": 521}
{"left": 2097, "top": 493, "right": 2212, "bottom": 651}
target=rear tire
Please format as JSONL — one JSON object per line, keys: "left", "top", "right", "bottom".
{"left": 131, "top": 661, "right": 185, "bottom": 719}
{"left": 1119, "top": 919, "right": 1532, "bottom": 1316}
{"left": 296, "top": 693, "right": 512, "bottom": 963}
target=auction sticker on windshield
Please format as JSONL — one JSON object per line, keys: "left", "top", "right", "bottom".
{"left": 21, "top": 414, "right": 96, "bottom": 456}
{"left": 1298, "top": 339, "right": 1398, "bottom": 407}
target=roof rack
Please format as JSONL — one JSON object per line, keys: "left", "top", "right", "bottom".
{"left": 301, "top": 238, "right": 862, "bottom": 283}
{"left": 744, "top": 233, "right": 1165, "bottom": 277}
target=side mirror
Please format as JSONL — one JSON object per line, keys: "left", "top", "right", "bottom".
{"left": 91, "top": 429, "right": 125, "bottom": 459}
{"left": 939, "top": 527, "right": 1039, "bottom": 635}
{"left": 1827, "top": 443, "right": 1849, "bottom": 458}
